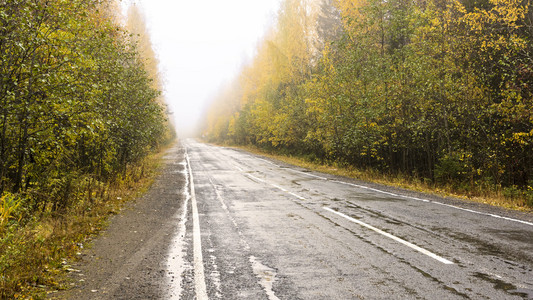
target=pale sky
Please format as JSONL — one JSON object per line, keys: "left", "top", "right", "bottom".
{"left": 121, "top": 0, "right": 282, "bottom": 137}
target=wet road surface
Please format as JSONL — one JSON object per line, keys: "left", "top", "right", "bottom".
{"left": 169, "top": 139, "right": 533, "bottom": 299}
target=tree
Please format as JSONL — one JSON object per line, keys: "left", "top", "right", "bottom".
{"left": 0, "top": 0, "right": 169, "bottom": 208}
{"left": 203, "top": 0, "right": 533, "bottom": 198}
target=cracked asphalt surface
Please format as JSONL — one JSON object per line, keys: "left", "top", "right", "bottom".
{"left": 59, "top": 140, "right": 533, "bottom": 299}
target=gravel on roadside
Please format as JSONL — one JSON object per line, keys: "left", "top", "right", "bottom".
{"left": 52, "top": 145, "right": 187, "bottom": 300}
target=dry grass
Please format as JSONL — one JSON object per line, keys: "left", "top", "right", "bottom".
{"left": 234, "top": 144, "right": 533, "bottom": 212}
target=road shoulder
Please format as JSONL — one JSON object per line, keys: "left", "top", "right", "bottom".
{"left": 52, "top": 145, "right": 187, "bottom": 299}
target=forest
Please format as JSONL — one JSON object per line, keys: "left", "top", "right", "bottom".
{"left": 204, "top": 0, "right": 533, "bottom": 205}
{"left": 0, "top": 0, "right": 171, "bottom": 296}
{"left": 0, "top": 0, "right": 171, "bottom": 214}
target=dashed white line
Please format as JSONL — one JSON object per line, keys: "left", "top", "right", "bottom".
{"left": 246, "top": 170, "right": 454, "bottom": 265}
{"left": 330, "top": 180, "right": 407, "bottom": 198}
{"left": 209, "top": 180, "right": 251, "bottom": 252}
{"left": 209, "top": 178, "right": 228, "bottom": 211}
{"left": 270, "top": 183, "right": 288, "bottom": 192}
{"left": 232, "top": 145, "right": 532, "bottom": 227}
{"left": 323, "top": 207, "right": 455, "bottom": 265}
{"left": 245, "top": 173, "right": 266, "bottom": 184}
{"left": 245, "top": 174, "right": 307, "bottom": 202}
{"left": 288, "top": 191, "right": 307, "bottom": 201}
{"left": 186, "top": 153, "right": 209, "bottom": 300}
{"left": 216, "top": 141, "right": 531, "bottom": 228}
{"left": 232, "top": 164, "right": 244, "bottom": 172}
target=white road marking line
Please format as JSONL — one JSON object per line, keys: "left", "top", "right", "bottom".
{"left": 331, "top": 180, "right": 533, "bottom": 227}
{"left": 288, "top": 192, "right": 307, "bottom": 201}
{"left": 323, "top": 207, "right": 454, "bottom": 265}
{"left": 245, "top": 173, "right": 266, "bottom": 183}
{"left": 167, "top": 156, "right": 191, "bottom": 300}
{"left": 209, "top": 178, "right": 228, "bottom": 211}
{"left": 431, "top": 201, "right": 533, "bottom": 227}
{"left": 290, "top": 169, "right": 328, "bottom": 180}
{"left": 331, "top": 180, "right": 401, "bottom": 197}
{"left": 186, "top": 153, "right": 209, "bottom": 300}
{"left": 246, "top": 170, "right": 455, "bottom": 265}
{"left": 230, "top": 141, "right": 531, "bottom": 226}
{"left": 246, "top": 174, "right": 307, "bottom": 201}
{"left": 271, "top": 183, "right": 288, "bottom": 192}
{"left": 210, "top": 180, "right": 251, "bottom": 252}
{"left": 233, "top": 164, "right": 244, "bottom": 172}
{"left": 208, "top": 253, "right": 222, "bottom": 299}
{"left": 238, "top": 146, "right": 533, "bottom": 227}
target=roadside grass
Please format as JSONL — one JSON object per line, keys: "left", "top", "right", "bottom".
{"left": 234, "top": 144, "right": 533, "bottom": 212}
{"left": 0, "top": 146, "right": 169, "bottom": 299}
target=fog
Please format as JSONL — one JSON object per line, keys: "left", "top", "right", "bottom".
{"left": 121, "top": 0, "right": 282, "bottom": 137}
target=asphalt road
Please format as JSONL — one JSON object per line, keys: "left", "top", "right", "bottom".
{"left": 174, "top": 139, "right": 533, "bottom": 300}
{"left": 60, "top": 140, "right": 533, "bottom": 299}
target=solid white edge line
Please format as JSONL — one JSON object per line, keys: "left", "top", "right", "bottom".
{"left": 229, "top": 140, "right": 532, "bottom": 227}
{"left": 185, "top": 153, "right": 209, "bottom": 300}
{"left": 246, "top": 160, "right": 454, "bottom": 265}
{"left": 323, "top": 207, "right": 455, "bottom": 265}
{"left": 167, "top": 158, "right": 190, "bottom": 300}
{"left": 216, "top": 140, "right": 531, "bottom": 227}
{"left": 330, "top": 180, "right": 533, "bottom": 227}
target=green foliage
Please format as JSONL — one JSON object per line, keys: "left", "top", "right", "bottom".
{"left": 434, "top": 152, "right": 471, "bottom": 185}
{"left": 0, "top": 0, "right": 171, "bottom": 297}
{"left": 503, "top": 185, "right": 533, "bottom": 207}
{"left": 0, "top": 0, "right": 169, "bottom": 197}
{"left": 204, "top": 0, "right": 532, "bottom": 204}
